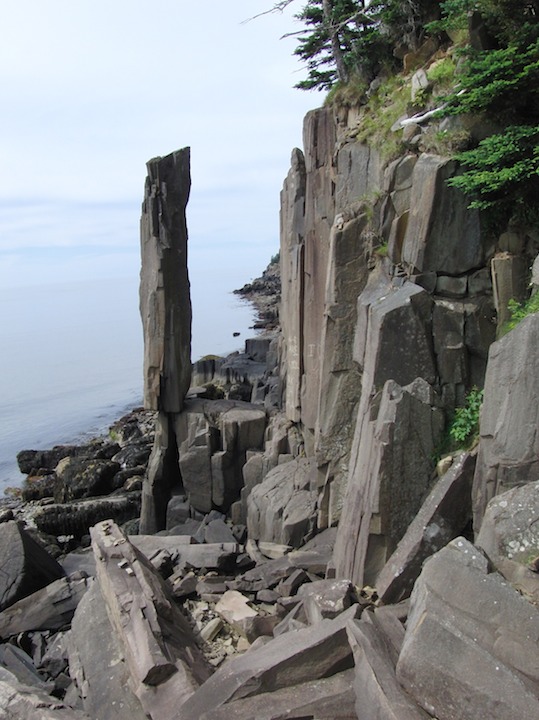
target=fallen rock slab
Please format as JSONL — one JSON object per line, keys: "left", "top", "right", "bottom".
{"left": 0, "top": 572, "right": 90, "bottom": 639}
{"left": 0, "top": 521, "right": 65, "bottom": 612}
{"left": 397, "top": 537, "right": 539, "bottom": 720}
{"left": 178, "top": 604, "right": 361, "bottom": 719}
{"left": 132, "top": 536, "right": 240, "bottom": 573}
{"left": 376, "top": 451, "right": 476, "bottom": 604}
{"left": 198, "top": 669, "right": 357, "bottom": 720}
{"left": 68, "top": 582, "right": 149, "bottom": 720}
{"left": 347, "top": 615, "right": 428, "bottom": 719}
{"left": 90, "top": 520, "right": 212, "bottom": 718}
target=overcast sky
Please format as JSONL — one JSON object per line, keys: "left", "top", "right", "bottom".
{"left": 0, "top": 1, "right": 317, "bottom": 293}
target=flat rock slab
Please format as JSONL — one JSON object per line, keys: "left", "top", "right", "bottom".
{"left": 397, "top": 537, "right": 539, "bottom": 720}
{"left": 0, "top": 521, "right": 64, "bottom": 612}
{"left": 0, "top": 572, "right": 90, "bottom": 639}
{"left": 178, "top": 604, "right": 361, "bottom": 719}
{"left": 198, "top": 669, "right": 357, "bottom": 720}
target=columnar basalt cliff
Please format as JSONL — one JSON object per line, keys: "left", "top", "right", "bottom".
{"left": 277, "top": 104, "right": 499, "bottom": 585}
{"left": 4, "top": 42, "right": 539, "bottom": 720}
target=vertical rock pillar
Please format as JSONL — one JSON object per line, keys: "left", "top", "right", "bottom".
{"left": 139, "top": 148, "right": 192, "bottom": 533}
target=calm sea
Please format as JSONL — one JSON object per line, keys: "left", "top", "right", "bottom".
{"left": 0, "top": 277, "right": 255, "bottom": 495}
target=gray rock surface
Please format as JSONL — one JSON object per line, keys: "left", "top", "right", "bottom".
{"left": 376, "top": 451, "right": 476, "bottom": 604}
{"left": 89, "top": 521, "right": 212, "bottom": 718}
{"left": 198, "top": 669, "right": 357, "bottom": 720}
{"left": 247, "top": 458, "right": 318, "bottom": 548}
{"left": 347, "top": 616, "right": 428, "bottom": 719}
{"left": 472, "top": 314, "right": 539, "bottom": 530}
{"left": 0, "top": 573, "right": 90, "bottom": 639}
{"left": 280, "top": 147, "right": 306, "bottom": 424}
{"left": 476, "top": 481, "right": 539, "bottom": 604}
{"left": 68, "top": 582, "right": 149, "bottom": 720}
{"left": 401, "top": 154, "right": 483, "bottom": 275}
{"left": 139, "top": 148, "right": 192, "bottom": 413}
{"left": 397, "top": 537, "right": 539, "bottom": 720}
{"left": 0, "top": 522, "right": 65, "bottom": 612}
{"left": 334, "top": 379, "right": 443, "bottom": 586}
{"left": 33, "top": 493, "right": 141, "bottom": 539}
{"left": 0, "top": 667, "right": 90, "bottom": 719}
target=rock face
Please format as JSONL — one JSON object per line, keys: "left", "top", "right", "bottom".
{"left": 277, "top": 104, "right": 497, "bottom": 549}
{"left": 472, "top": 314, "right": 539, "bottom": 529}
{"left": 375, "top": 451, "right": 476, "bottom": 604}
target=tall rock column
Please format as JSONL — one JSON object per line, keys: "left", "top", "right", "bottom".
{"left": 139, "top": 148, "right": 192, "bottom": 533}
{"left": 280, "top": 148, "right": 306, "bottom": 424}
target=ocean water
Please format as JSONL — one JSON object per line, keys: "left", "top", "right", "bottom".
{"left": 0, "top": 276, "right": 255, "bottom": 495}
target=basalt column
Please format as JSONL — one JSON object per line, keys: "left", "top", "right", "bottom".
{"left": 139, "top": 148, "right": 192, "bottom": 533}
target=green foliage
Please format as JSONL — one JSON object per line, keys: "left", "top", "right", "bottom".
{"left": 293, "top": 0, "right": 360, "bottom": 91}
{"left": 425, "top": 0, "right": 472, "bottom": 36}
{"left": 292, "top": 0, "right": 442, "bottom": 92}
{"left": 446, "top": 125, "right": 539, "bottom": 221}
{"left": 430, "top": 18, "right": 539, "bottom": 227}
{"left": 441, "top": 34, "right": 539, "bottom": 120}
{"left": 504, "top": 291, "right": 539, "bottom": 333}
{"left": 426, "top": 56, "right": 456, "bottom": 86}
{"left": 449, "top": 387, "right": 484, "bottom": 447}
{"left": 270, "top": 251, "right": 281, "bottom": 264}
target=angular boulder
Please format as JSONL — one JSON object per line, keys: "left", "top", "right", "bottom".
{"left": 397, "top": 537, "right": 539, "bottom": 720}
{"left": 376, "top": 451, "right": 476, "bottom": 604}
{"left": 476, "top": 480, "right": 539, "bottom": 603}
{"left": 0, "top": 522, "right": 64, "bottom": 612}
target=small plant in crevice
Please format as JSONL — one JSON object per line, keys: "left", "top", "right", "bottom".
{"left": 502, "top": 291, "right": 539, "bottom": 334}
{"left": 449, "top": 386, "right": 484, "bottom": 448}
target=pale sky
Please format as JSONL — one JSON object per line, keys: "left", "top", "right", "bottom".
{"left": 0, "top": 0, "right": 317, "bottom": 293}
